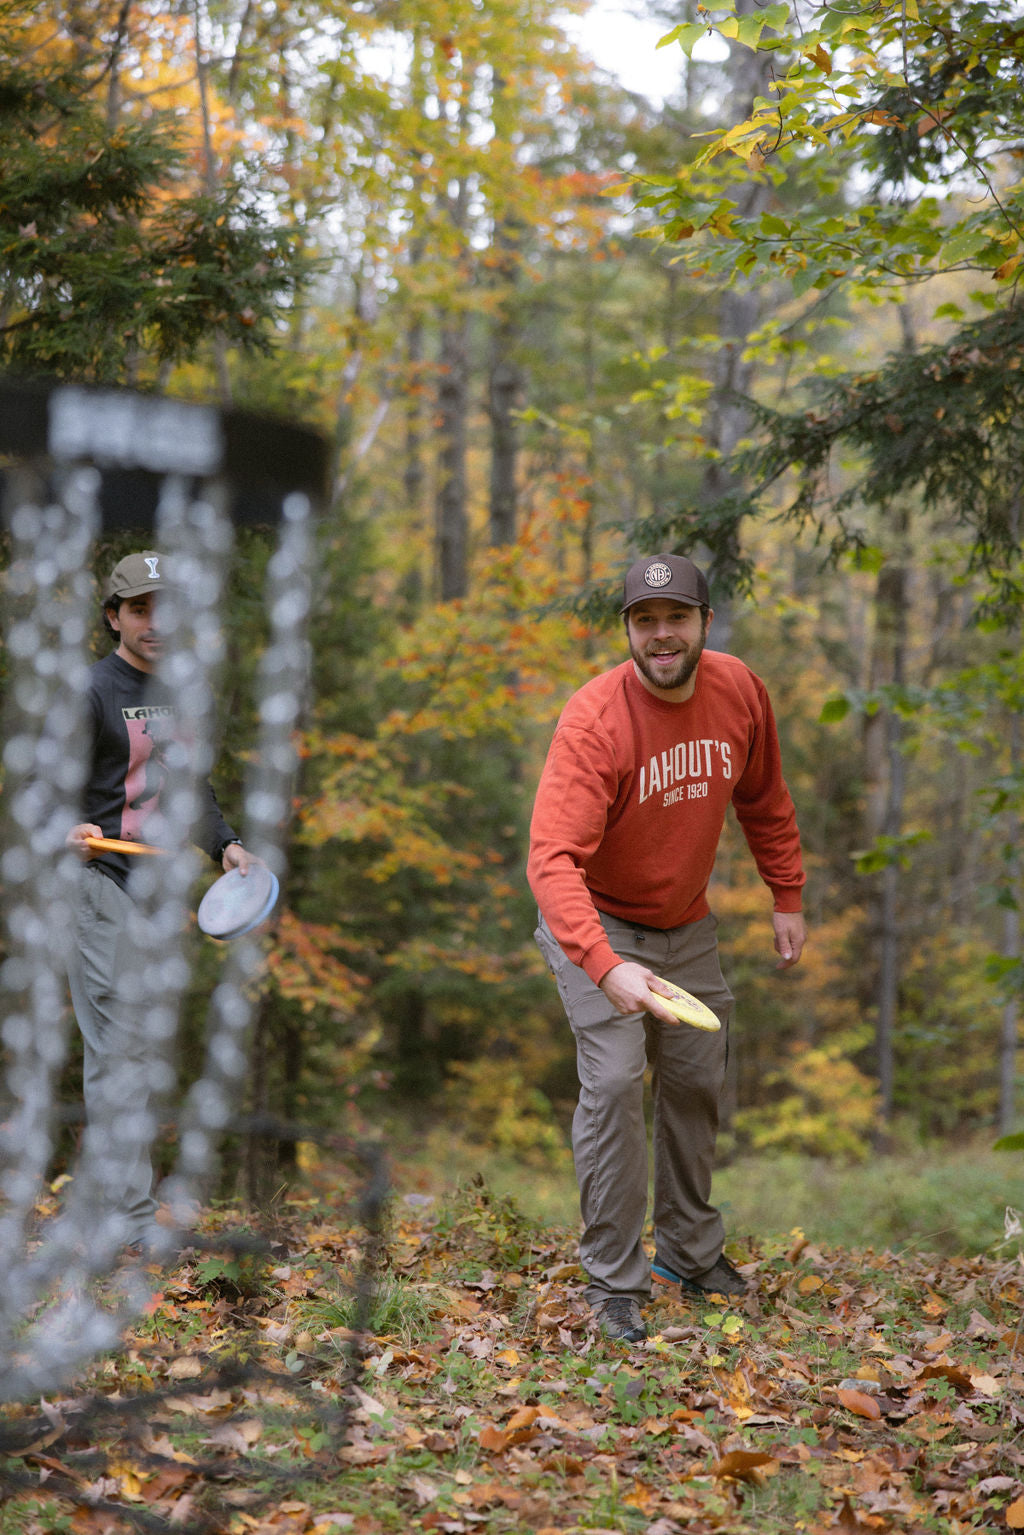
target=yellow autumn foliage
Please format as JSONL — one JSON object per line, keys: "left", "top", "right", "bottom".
{"left": 438, "top": 1058, "right": 572, "bottom": 1169}
{"left": 733, "top": 1026, "right": 879, "bottom": 1162}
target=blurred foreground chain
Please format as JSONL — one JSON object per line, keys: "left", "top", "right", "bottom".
{"left": 0, "top": 378, "right": 329, "bottom": 1397}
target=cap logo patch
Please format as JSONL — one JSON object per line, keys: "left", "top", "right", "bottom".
{"left": 644, "top": 562, "right": 673, "bottom": 590}
{"left": 144, "top": 556, "right": 161, "bottom": 581}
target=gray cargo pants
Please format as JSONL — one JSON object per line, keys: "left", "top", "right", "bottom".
{"left": 66, "top": 865, "right": 164, "bottom": 1247}
{"left": 535, "top": 910, "right": 733, "bottom": 1305}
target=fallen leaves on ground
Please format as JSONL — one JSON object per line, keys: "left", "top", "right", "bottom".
{"left": 2, "top": 1180, "right": 1023, "bottom": 1535}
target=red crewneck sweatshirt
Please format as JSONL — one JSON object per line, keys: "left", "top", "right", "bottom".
{"left": 527, "top": 652, "right": 805, "bottom": 986}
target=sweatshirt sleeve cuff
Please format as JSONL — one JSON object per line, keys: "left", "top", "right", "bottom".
{"left": 581, "top": 938, "right": 622, "bottom": 988}
{"left": 771, "top": 887, "right": 804, "bottom": 914}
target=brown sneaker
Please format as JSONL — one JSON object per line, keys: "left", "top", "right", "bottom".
{"left": 594, "top": 1295, "right": 647, "bottom": 1343}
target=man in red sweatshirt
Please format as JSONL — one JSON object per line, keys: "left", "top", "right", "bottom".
{"left": 528, "top": 553, "right": 806, "bottom": 1343}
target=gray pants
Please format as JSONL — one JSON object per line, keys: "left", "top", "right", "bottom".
{"left": 66, "top": 866, "right": 162, "bottom": 1247}
{"left": 535, "top": 911, "right": 733, "bottom": 1305}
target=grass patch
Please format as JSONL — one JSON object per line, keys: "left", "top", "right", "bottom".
{"left": 388, "top": 1131, "right": 1020, "bottom": 1256}
{"left": 297, "top": 1271, "right": 443, "bottom": 1346}
{"left": 713, "top": 1140, "right": 1019, "bottom": 1256}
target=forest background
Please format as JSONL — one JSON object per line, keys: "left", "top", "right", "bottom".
{"left": 1, "top": 0, "right": 1023, "bottom": 1259}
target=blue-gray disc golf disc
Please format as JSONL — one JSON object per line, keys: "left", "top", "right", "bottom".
{"left": 197, "top": 864, "right": 280, "bottom": 940}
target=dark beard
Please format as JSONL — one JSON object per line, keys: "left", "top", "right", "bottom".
{"left": 629, "top": 630, "right": 706, "bottom": 693}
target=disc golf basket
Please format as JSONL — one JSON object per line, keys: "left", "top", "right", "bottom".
{"left": 0, "top": 378, "right": 330, "bottom": 1398}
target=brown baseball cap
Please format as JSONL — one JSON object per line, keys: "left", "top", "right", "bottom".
{"left": 103, "top": 550, "right": 166, "bottom": 603}
{"left": 620, "top": 553, "right": 710, "bottom": 613}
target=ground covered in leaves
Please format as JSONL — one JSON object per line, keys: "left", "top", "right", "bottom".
{"left": 1, "top": 1176, "right": 1023, "bottom": 1535}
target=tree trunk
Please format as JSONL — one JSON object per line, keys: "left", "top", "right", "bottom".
{"left": 402, "top": 35, "right": 431, "bottom": 608}
{"left": 244, "top": 996, "right": 273, "bottom": 1207}
{"left": 105, "top": 0, "right": 131, "bottom": 127}
{"left": 863, "top": 555, "right": 908, "bottom": 1136}
{"left": 862, "top": 302, "right": 920, "bottom": 1141}
{"left": 403, "top": 312, "right": 428, "bottom": 606}
{"left": 435, "top": 81, "right": 471, "bottom": 602}
{"left": 1000, "top": 757, "right": 1021, "bottom": 1134}
{"left": 581, "top": 269, "right": 597, "bottom": 589}
{"left": 999, "top": 625, "right": 1022, "bottom": 1132}
{"left": 488, "top": 338, "right": 520, "bottom": 547}
{"left": 998, "top": 485, "right": 1022, "bottom": 1132}
{"left": 191, "top": 0, "right": 232, "bottom": 402}
{"left": 487, "top": 72, "right": 522, "bottom": 548}
{"left": 696, "top": 0, "right": 775, "bottom": 654}
{"left": 436, "top": 313, "right": 469, "bottom": 600}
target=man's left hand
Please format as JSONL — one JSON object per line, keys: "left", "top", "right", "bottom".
{"left": 222, "top": 842, "right": 255, "bottom": 876}
{"left": 773, "top": 911, "right": 806, "bottom": 970}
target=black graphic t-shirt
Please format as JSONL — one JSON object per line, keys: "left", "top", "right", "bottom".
{"left": 82, "top": 651, "right": 237, "bottom": 892}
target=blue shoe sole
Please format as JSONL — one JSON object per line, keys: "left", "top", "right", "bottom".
{"left": 652, "top": 1257, "right": 746, "bottom": 1297}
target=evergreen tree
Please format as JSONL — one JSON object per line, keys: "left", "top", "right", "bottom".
{"left": 0, "top": 12, "right": 308, "bottom": 382}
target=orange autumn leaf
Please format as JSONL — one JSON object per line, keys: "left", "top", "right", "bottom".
{"left": 478, "top": 1424, "right": 510, "bottom": 1452}
{"left": 836, "top": 1388, "right": 882, "bottom": 1420}
{"left": 1006, "top": 1496, "right": 1024, "bottom": 1530}
{"left": 829, "top": 1493, "right": 873, "bottom": 1531}
{"left": 712, "top": 1449, "right": 778, "bottom": 1481}
{"left": 478, "top": 1405, "right": 543, "bottom": 1454}
{"left": 905, "top": 1413, "right": 956, "bottom": 1442}
{"left": 715, "top": 1364, "right": 754, "bottom": 1419}
{"left": 505, "top": 1405, "right": 542, "bottom": 1433}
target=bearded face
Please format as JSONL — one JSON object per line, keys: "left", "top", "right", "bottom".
{"left": 627, "top": 599, "right": 709, "bottom": 696}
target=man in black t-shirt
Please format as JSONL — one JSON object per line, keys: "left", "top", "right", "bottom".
{"left": 65, "top": 551, "right": 252, "bottom": 1255}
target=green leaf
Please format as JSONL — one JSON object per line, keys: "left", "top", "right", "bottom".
{"left": 848, "top": 544, "right": 887, "bottom": 574}
{"left": 665, "top": 21, "right": 712, "bottom": 57}
{"left": 736, "top": 13, "right": 768, "bottom": 49}
{"left": 852, "top": 830, "right": 932, "bottom": 874}
{"left": 762, "top": 3, "right": 790, "bottom": 30}
{"left": 994, "top": 1133, "right": 1024, "bottom": 1151}
{"left": 820, "top": 696, "right": 850, "bottom": 723}
{"left": 941, "top": 227, "right": 992, "bottom": 265}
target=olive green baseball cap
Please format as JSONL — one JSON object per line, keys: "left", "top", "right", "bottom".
{"left": 103, "top": 551, "right": 166, "bottom": 602}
